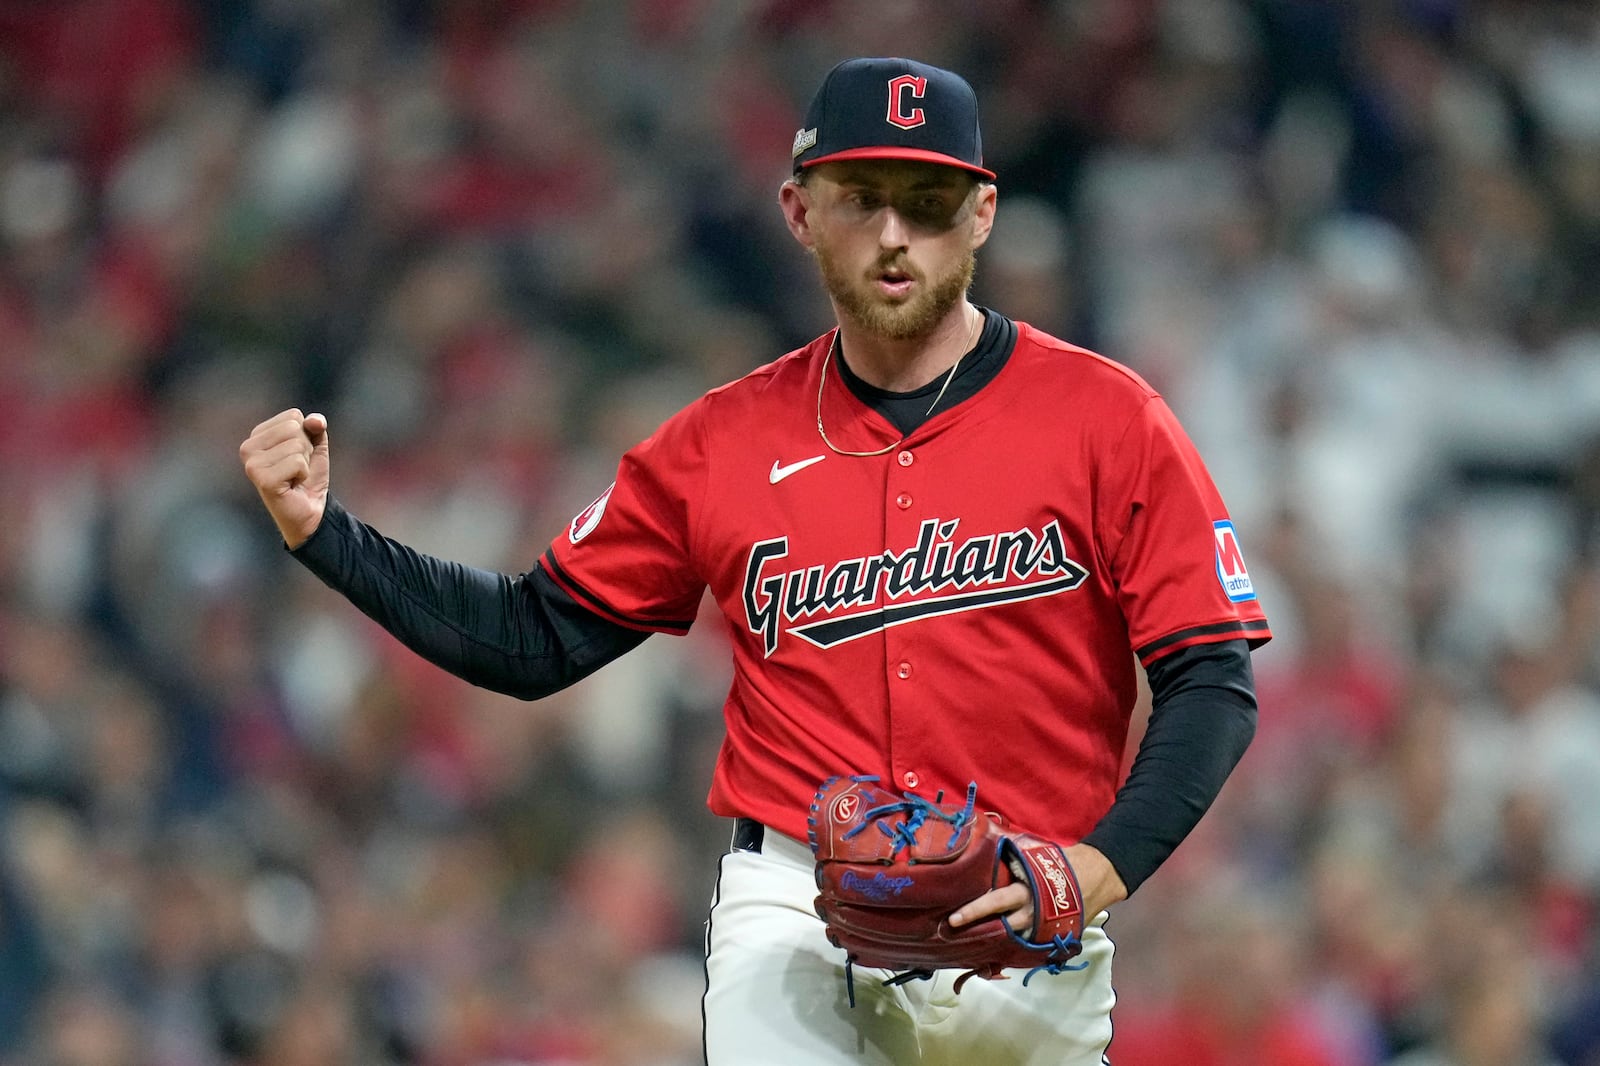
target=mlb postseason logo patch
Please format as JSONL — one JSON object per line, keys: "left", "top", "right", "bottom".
{"left": 792, "top": 127, "right": 818, "bottom": 157}
{"left": 569, "top": 484, "right": 615, "bottom": 544}
{"left": 1213, "top": 520, "right": 1256, "bottom": 602}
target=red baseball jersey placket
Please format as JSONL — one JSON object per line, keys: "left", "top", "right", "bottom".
{"left": 883, "top": 439, "right": 932, "bottom": 799}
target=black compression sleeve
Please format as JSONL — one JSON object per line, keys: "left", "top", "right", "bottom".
{"left": 289, "top": 498, "right": 649, "bottom": 699}
{"left": 1079, "top": 639, "right": 1257, "bottom": 895}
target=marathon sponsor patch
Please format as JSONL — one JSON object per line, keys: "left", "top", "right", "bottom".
{"left": 568, "top": 484, "right": 615, "bottom": 544}
{"left": 1213, "top": 520, "right": 1256, "bottom": 602}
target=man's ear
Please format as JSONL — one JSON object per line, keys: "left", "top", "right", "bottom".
{"left": 779, "top": 179, "right": 816, "bottom": 252}
{"left": 970, "top": 182, "right": 998, "bottom": 250}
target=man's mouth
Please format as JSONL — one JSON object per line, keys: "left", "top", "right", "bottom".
{"left": 875, "top": 266, "right": 917, "bottom": 299}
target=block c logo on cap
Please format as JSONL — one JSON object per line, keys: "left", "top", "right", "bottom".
{"left": 886, "top": 74, "right": 928, "bottom": 129}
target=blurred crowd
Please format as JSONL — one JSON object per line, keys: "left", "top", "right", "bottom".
{"left": 1, "top": 1, "right": 1598, "bottom": 1064}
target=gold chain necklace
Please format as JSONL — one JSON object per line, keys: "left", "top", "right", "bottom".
{"left": 815, "top": 309, "right": 982, "bottom": 458}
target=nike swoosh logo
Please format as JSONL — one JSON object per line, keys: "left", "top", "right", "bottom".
{"left": 769, "top": 455, "right": 827, "bottom": 484}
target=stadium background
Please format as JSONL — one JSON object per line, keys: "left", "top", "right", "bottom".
{"left": 1, "top": 1, "right": 1599, "bottom": 1063}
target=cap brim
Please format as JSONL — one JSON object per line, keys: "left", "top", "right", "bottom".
{"left": 798, "top": 146, "right": 996, "bottom": 180}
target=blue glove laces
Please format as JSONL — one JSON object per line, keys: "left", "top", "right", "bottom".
{"left": 838, "top": 776, "right": 980, "bottom": 856}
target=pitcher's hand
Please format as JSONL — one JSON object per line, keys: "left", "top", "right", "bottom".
{"left": 950, "top": 842, "right": 1126, "bottom": 930}
{"left": 239, "top": 409, "right": 329, "bottom": 549}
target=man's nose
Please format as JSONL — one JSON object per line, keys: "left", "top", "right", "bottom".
{"left": 878, "top": 208, "right": 910, "bottom": 250}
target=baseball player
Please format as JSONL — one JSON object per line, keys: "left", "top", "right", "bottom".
{"left": 240, "top": 57, "right": 1269, "bottom": 1065}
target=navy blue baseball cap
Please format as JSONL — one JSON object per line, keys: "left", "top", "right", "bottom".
{"left": 792, "top": 57, "right": 995, "bottom": 180}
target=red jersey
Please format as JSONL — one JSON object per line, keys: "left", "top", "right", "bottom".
{"left": 541, "top": 323, "right": 1270, "bottom": 843}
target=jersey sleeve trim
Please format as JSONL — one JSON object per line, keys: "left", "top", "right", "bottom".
{"left": 538, "top": 550, "right": 695, "bottom": 635}
{"left": 1136, "top": 618, "right": 1271, "bottom": 665}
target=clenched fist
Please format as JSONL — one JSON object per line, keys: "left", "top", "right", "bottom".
{"left": 239, "top": 409, "right": 330, "bottom": 549}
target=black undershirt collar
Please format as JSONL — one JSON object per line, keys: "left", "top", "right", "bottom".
{"left": 834, "top": 308, "right": 1017, "bottom": 437}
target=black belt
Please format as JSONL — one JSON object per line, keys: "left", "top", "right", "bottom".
{"left": 732, "top": 817, "right": 765, "bottom": 853}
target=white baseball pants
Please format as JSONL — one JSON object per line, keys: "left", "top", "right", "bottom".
{"left": 701, "top": 822, "right": 1116, "bottom": 1065}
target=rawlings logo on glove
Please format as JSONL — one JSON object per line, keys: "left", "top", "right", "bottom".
{"left": 840, "top": 870, "right": 916, "bottom": 900}
{"left": 807, "top": 774, "right": 1087, "bottom": 1003}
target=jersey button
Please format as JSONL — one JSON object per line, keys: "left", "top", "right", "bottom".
{"left": 897, "top": 450, "right": 914, "bottom": 467}
{"left": 896, "top": 661, "right": 912, "bottom": 679}
{"left": 902, "top": 770, "right": 920, "bottom": 789}
{"left": 896, "top": 493, "right": 913, "bottom": 509}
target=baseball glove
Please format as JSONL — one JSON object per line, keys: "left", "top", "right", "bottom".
{"left": 807, "top": 774, "right": 1086, "bottom": 1001}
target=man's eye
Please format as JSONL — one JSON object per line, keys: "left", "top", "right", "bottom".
{"left": 904, "top": 197, "right": 955, "bottom": 222}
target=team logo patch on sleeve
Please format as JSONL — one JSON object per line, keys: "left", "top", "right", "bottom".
{"left": 569, "top": 483, "right": 615, "bottom": 544}
{"left": 1213, "top": 520, "right": 1256, "bottom": 602}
